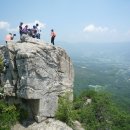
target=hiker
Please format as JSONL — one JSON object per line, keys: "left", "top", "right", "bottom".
{"left": 22, "top": 25, "right": 29, "bottom": 34}
{"left": 31, "top": 25, "right": 37, "bottom": 38}
{"left": 19, "top": 22, "right": 23, "bottom": 39}
{"left": 5, "top": 33, "right": 14, "bottom": 43}
{"left": 35, "top": 23, "right": 41, "bottom": 39}
{"left": 51, "top": 29, "right": 56, "bottom": 45}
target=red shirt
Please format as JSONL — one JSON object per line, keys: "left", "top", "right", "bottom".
{"left": 5, "top": 34, "right": 12, "bottom": 41}
{"left": 51, "top": 32, "right": 56, "bottom": 37}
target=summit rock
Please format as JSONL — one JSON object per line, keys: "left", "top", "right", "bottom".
{"left": 1, "top": 39, "right": 74, "bottom": 123}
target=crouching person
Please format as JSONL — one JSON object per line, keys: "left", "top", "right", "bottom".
{"left": 5, "top": 33, "right": 15, "bottom": 44}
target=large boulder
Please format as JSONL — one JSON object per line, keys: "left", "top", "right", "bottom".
{"left": 12, "top": 119, "right": 73, "bottom": 130}
{"left": 1, "top": 39, "right": 74, "bottom": 122}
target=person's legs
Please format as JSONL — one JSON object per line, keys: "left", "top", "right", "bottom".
{"left": 51, "top": 37, "right": 54, "bottom": 45}
{"left": 38, "top": 33, "right": 40, "bottom": 39}
{"left": 20, "top": 34, "right": 22, "bottom": 40}
{"left": 53, "top": 37, "right": 55, "bottom": 45}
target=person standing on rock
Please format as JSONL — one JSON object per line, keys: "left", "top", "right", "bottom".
{"left": 36, "top": 23, "right": 41, "bottom": 39}
{"left": 22, "top": 25, "right": 29, "bottom": 34}
{"left": 19, "top": 22, "right": 23, "bottom": 40}
{"left": 51, "top": 29, "right": 56, "bottom": 45}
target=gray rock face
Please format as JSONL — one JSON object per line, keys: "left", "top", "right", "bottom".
{"left": 1, "top": 39, "right": 74, "bottom": 122}
{"left": 12, "top": 119, "right": 73, "bottom": 130}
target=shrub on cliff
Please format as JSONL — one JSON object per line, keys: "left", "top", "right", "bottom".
{"left": 56, "top": 90, "right": 130, "bottom": 130}
{"left": 55, "top": 94, "right": 77, "bottom": 128}
{"left": 0, "top": 100, "right": 19, "bottom": 130}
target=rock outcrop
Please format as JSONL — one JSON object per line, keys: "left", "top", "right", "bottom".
{"left": 12, "top": 119, "right": 73, "bottom": 130}
{"left": 0, "top": 38, "right": 74, "bottom": 123}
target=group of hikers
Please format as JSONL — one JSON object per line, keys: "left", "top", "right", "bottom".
{"left": 19, "top": 22, "right": 41, "bottom": 39}
{"left": 5, "top": 22, "right": 56, "bottom": 45}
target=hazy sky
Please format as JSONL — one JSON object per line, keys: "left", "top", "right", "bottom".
{"left": 0, "top": 0, "right": 130, "bottom": 43}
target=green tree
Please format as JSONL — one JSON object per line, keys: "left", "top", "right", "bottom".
{"left": 55, "top": 95, "right": 77, "bottom": 127}
{"left": 56, "top": 90, "right": 130, "bottom": 130}
{"left": 0, "top": 100, "right": 19, "bottom": 130}
{"left": 74, "top": 90, "right": 130, "bottom": 130}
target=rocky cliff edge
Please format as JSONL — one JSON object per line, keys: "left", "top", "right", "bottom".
{"left": 0, "top": 38, "right": 74, "bottom": 128}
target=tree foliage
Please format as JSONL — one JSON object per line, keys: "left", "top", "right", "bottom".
{"left": 0, "top": 100, "right": 19, "bottom": 130}
{"left": 55, "top": 95, "right": 77, "bottom": 127}
{"left": 56, "top": 90, "right": 130, "bottom": 130}
{"left": 0, "top": 100, "right": 29, "bottom": 130}
{"left": 75, "top": 90, "right": 130, "bottom": 129}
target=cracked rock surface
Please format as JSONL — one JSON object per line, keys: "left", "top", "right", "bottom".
{"left": 1, "top": 40, "right": 74, "bottom": 123}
